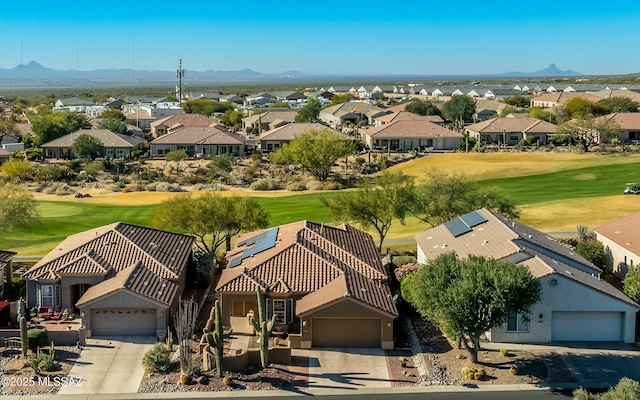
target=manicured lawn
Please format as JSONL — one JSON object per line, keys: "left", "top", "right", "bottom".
{"left": 0, "top": 192, "right": 342, "bottom": 256}
{"left": 476, "top": 161, "right": 640, "bottom": 204}
{"left": 5, "top": 153, "right": 640, "bottom": 256}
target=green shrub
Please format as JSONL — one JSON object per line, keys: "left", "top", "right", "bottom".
{"left": 142, "top": 343, "right": 171, "bottom": 373}
{"left": 28, "top": 347, "right": 56, "bottom": 374}
{"left": 322, "top": 181, "right": 343, "bottom": 190}
{"left": 223, "top": 375, "right": 234, "bottom": 386}
{"left": 510, "top": 366, "right": 519, "bottom": 375}
{"left": 393, "top": 256, "right": 417, "bottom": 268}
{"left": 152, "top": 182, "right": 182, "bottom": 192}
{"left": 27, "top": 329, "right": 49, "bottom": 353}
{"left": 287, "top": 181, "right": 307, "bottom": 191}
{"left": 250, "top": 177, "right": 278, "bottom": 191}
{"left": 500, "top": 348, "right": 509, "bottom": 356}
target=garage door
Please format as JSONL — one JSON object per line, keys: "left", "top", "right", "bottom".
{"left": 551, "top": 311, "right": 622, "bottom": 341}
{"left": 91, "top": 308, "right": 157, "bottom": 336}
{"left": 312, "top": 318, "right": 381, "bottom": 348}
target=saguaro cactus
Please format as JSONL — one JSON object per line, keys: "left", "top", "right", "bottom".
{"left": 250, "top": 287, "right": 276, "bottom": 369}
{"left": 19, "top": 316, "right": 28, "bottom": 357}
{"left": 202, "top": 300, "right": 232, "bottom": 377}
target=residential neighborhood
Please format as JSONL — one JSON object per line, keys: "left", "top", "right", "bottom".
{"left": 2, "top": 74, "right": 640, "bottom": 398}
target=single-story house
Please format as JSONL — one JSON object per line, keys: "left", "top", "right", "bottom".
{"left": 595, "top": 211, "right": 640, "bottom": 278}
{"left": 596, "top": 113, "right": 640, "bottom": 142}
{"left": 150, "top": 114, "right": 216, "bottom": 138}
{"left": 242, "top": 111, "right": 298, "bottom": 133}
{"left": 22, "top": 222, "right": 195, "bottom": 338}
{"left": 215, "top": 221, "right": 398, "bottom": 349}
{"left": 259, "top": 123, "right": 342, "bottom": 152}
{"left": 372, "top": 111, "right": 444, "bottom": 127}
{"left": 150, "top": 125, "right": 245, "bottom": 157}
{"left": 54, "top": 97, "right": 95, "bottom": 113}
{"left": 415, "top": 209, "right": 640, "bottom": 343}
{"left": 319, "top": 102, "right": 384, "bottom": 127}
{"left": 40, "top": 129, "right": 145, "bottom": 159}
{"left": 361, "top": 119, "right": 463, "bottom": 151}
{"left": 465, "top": 117, "right": 558, "bottom": 145}
{"left": 530, "top": 92, "right": 601, "bottom": 108}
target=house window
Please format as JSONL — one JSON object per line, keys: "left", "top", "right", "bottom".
{"left": 273, "top": 300, "right": 286, "bottom": 324}
{"left": 509, "top": 134, "right": 519, "bottom": 141}
{"left": 41, "top": 285, "right": 54, "bottom": 307}
{"left": 507, "top": 312, "right": 529, "bottom": 332}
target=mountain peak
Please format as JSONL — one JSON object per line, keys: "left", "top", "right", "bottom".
{"left": 16, "top": 61, "right": 46, "bottom": 70}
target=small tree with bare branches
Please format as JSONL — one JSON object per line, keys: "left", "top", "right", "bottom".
{"left": 173, "top": 298, "right": 199, "bottom": 374}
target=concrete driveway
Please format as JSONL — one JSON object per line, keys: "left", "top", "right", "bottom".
{"left": 292, "top": 348, "right": 391, "bottom": 390}
{"left": 485, "top": 341, "right": 640, "bottom": 389}
{"left": 58, "top": 336, "right": 155, "bottom": 395}
{"left": 551, "top": 342, "right": 640, "bottom": 388}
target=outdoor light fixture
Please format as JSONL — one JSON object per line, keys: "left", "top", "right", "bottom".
{"left": 302, "top": 320, "right": 307, "bottom": 327}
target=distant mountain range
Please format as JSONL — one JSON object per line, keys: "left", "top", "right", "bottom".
{"left": 0, "top": 61, "right": 305, "bottom": 81}
{"left": 0, "top": 61, "right": 583, "bottom": 88}
{"left": 502, "top": 63, "right": 581, "bottom": 77}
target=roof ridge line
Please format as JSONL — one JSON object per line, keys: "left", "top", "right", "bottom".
{"left": 112, "top": 226, "right": 180, "bottom": 280}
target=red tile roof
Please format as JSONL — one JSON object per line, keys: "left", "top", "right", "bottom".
{"left": 23, "top": 223, "right": 195, "bottom": 306}
{"left": 216, "top": 221, "right": 397, "bottom": 317}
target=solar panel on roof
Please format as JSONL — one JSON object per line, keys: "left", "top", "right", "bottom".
{"left": 459, "top": 210, "right": 487, "bottom": 228}
{"left": 228, "top": 256, "right": 243, "bottom": 268}
{"left": 443, "top": 218, "right": 472, "bottom": 237}
{"left": 228, "top": 227, "right": 279, "bottom": 268}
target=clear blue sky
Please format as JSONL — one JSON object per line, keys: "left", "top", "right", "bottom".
{"left": 2, "top": 1, "right": 639, "bottom": 76}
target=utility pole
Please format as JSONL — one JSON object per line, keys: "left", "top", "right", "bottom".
{"left": 176, "top": 59, "right": 185, "bottom": 102}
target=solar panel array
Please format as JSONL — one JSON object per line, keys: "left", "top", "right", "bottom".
{"left": 229, "top": 227, "right": 280, "bottom": 268}
{"left": 443, "top": 211, "right": 488, "bottom": 237}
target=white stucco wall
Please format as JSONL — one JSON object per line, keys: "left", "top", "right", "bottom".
{"left": 597, "top": 233, "right": 639, "bottom": 278}
{"left": 489, "top": 274, "right": 638, "bottom": 343}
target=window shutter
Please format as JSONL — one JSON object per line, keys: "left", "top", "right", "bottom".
{"left": 36, "top": 285, "right": 41, "bottom": 307}
{"left": 289, "top": 299, "right": 294, "bottom": 324}
{"left": 266, "top": 298, "right": 271, "bottom": 319}
{"left": 54, "top": 285, "right": 61, "bottom": 309}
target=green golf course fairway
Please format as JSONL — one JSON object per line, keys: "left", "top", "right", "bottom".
{"left": 3, "top": 152, "right": 640, "bottom": 256}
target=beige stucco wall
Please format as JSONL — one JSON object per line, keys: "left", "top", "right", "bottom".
{"left": 597, "top": 233, "right": 639, "bottom": 278}
{"left": 489, "top": 274, "right": 638, "bottom": 343}
{"left": 79, "top": 291, "right": 166, "bottom": 338}
{"left": 299, "top": 299, "right": 394, "bottom": 350}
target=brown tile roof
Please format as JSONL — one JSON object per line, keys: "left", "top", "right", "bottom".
{"left": 597, "top": 113, "right": 640, "bottom": 130}
{"left": 0, "top": 250, "right": 16, "bottom": 263}
{"left": 259, "top": 123, "right": 341, "bottom": 141}
{"left": 23, "top": 223, "right": 194, "bottom": 306}
{"left": 40, "top": 129, "right": 144, "bottom": 149}
{"left": 416, "top": 209, "right": 639, "bottom": 308}
{"left": 595, "top": 211, "right": 640, "bottom": 258}
{"left": 150, "top": 114, "right": 215, "bottom": 129}
{"left": 150, "top": 126, "right": 245, "bottom": 146}
{"left": 374, "top": 111, "right": 444, "bottom": 125}
{"left": 591, "top": 89, "right": 640, "bottom": 102}
{"left": 216, "top": 221, "right": 397, "bottom": 317}
{"left": 243, "top": 111, "right": 298, "bottom": 125}
{"left": 364, "top": 120, "right": 462, "bottom": 139}
{"left": 531, "top": 91, "right": 601, "bottom": 105}
{"left": 466, "top": 118, "right": 557, "bottom": 134}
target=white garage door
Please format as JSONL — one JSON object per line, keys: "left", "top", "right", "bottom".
{"left": 91, "top": 308, "right": 157, "bottom": 336}
{"left": 551, "top": 311, "right": 622, "bottom": 341}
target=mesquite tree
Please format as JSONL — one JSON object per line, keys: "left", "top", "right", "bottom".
{"left": 404, "top": 252, "right": 541, "bottom": 363}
